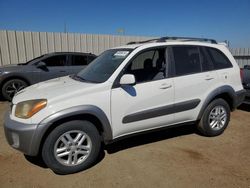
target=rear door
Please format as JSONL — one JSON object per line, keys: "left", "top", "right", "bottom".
{"left": 37, "top": 54, "right": 69, "bottom": 81}
{"left": 171, "top": 45, "right": 219, "bottom": 122}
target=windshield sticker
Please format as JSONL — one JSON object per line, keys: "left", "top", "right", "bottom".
{"left": 113, "top": 51, "right": 129, "bottom": 57}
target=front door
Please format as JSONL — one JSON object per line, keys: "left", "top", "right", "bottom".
{"left": 37, "top": 55, "right": 70, "bottom": 82}
{"left": 111, "top": 48, "right": 175, "bottom": 139}
{"left": 69, "top": 55, "right": 89, "bottom": 75}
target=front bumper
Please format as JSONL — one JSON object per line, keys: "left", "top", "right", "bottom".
{"left": 243, "top": 89, "right": 250, "bottom": 104}
{"left": 4, "top": 112, "right": 38, "bottom": 156}
{"left": 235, "top": 89, "right": 246, "bottom": 107}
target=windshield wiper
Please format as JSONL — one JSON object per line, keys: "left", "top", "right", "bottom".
{"left": 71, "top": 74, "right": 85, "bottom": 81}
{"left": 71, "top": 74, "right": 99, "bottom": 83}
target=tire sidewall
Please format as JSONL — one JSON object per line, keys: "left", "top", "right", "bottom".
{"left": 42, "top": 120, "right": 101, "bottom": 174}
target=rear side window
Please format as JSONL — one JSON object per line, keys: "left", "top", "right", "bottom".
{"left": 42, "top": 55, "right": 67, "bottom": 66}
{"left": 71, "top": 55, "right": 88, "bottom": 66}
{"left": 172, "top": 46, "right": 201, "bottom": 76}
{"left": 200, "top": 47, "right": 214, "bottom": 71}
{"left": 207, "top": 47, "right": 232, "bottom": 69}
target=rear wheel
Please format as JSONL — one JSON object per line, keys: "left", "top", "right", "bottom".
{"left": 197, "top": 98, "right": 230, "bottom": 136}
{"left": 42, "top": 120, "right": 101, "bottom": 174}
{"left": 2, "top": 79, "right": 28, "bottom": 101}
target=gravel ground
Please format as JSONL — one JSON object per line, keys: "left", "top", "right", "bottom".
{"left": 0, "top": 101, "right": 249, "bottom": 188}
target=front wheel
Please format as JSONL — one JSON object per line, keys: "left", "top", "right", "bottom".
{"left": 197, "top": 98, "right": 231, "bottom": 136}
{"left": 2, "top": 79, "right": 28, "bottom": 101}
{"left": 42, "top": 120, "right": 101, "bottom": 174}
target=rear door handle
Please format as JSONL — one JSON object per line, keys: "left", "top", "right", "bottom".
{"left": 159, "top": 83, "right": 172, "bottom": 89}
{"left": 205, "top": 77, "right": 214, "bottom": 81}
{"left": 205, "top": 75, "right": 214, "bottom": 81}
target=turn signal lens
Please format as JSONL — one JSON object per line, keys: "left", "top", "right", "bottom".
{"left": 15, "top": 99, "right": 47, "bottom": 119}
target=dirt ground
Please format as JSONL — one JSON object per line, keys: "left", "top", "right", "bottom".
{"left": 0, "top": 101, "right": 249, "bottom": 188}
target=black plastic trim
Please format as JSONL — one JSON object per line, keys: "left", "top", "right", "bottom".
{"left": 31, "top": 105, "right": 113, "bottom": 155}
{"left": 107, "top": 120, "right": 197, "bottom": 144}
{"left": 197, "top": 86, "right": 244, "bottom": 120}
{"left": 122, "top": 99, "right": 201, "bottom": 124}
{"left": 236, "top": 89, "right": 246, "bottom": 106}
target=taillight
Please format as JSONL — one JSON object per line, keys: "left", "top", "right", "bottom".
{"left": 240, "top": 68, "right": 243, "bottom": 81}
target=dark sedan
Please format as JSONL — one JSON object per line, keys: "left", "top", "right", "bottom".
{"left": 241, "top": 65, "right": 250, "bottom": 104}
{"left": 0, "top": 52, "right": 96, "bottom": 100}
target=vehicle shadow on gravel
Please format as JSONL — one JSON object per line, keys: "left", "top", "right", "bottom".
{"left": 24, "top": 155, "right": 48, "bottom": 168}
{"left": 23, "top": 124, "right": 197, "bottom": 172}
{"left": 24, "top": 149, "right": 106, "bottom": 172}
{"left": 105, "top": 124, "right": 197, "bottom": 154}
{"left": 238, "top": 104, "right": 250, "bottom": 112}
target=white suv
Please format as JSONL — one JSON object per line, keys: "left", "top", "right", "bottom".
{"left": 4, "top": 37, "right": 245, "bottom": 174}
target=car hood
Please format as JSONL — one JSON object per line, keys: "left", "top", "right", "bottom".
{"left": 12, "top": 76, "right": 100, "bottom": 104}
{"left": 0, "top": 64, "right": 30, "bottom": 72}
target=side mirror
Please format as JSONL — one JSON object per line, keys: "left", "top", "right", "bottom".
{"left": 36, "top": 61, "right": 46, "bottom": 69}
{"left": 120, "top": 74, "right": 136, "bottom": 85}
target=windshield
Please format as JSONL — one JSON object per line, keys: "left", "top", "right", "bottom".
{"left": 76, "top": 49, "right": 132, "bottom": 83}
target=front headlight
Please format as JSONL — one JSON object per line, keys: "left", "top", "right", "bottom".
{"left": 15, "top": 99, "right": 47, "bottom": 119}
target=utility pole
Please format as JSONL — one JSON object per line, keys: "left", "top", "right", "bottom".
{"left": 64, "top": 21, "right": 67, "bottom": 33}
{"left": 117, "top": 28, "right": 125, "bottom": 35}
{"left": 225, "top": 40, "right": 230, "bottom": 47}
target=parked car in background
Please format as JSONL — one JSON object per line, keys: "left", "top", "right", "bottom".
{"left": 0, "top": 52, "right": 96, "bottom": 100}
{"left": 241, "top": 65, "right": 250, "bottom": 104}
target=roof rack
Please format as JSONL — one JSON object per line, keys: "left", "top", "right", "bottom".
{"left": 127, "top": 36, "right": 217, "bottom": 45}
{"left": 126, "top": 38, "right": 159, "bottom": 45}
{"left": 158, "top": 36, "right": 217, "bottom": 44}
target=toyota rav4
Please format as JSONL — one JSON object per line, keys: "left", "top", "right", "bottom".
{"left": 4, "top": 37, "right": 245, "bottom": 174}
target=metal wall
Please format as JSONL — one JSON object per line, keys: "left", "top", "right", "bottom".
{"left": 0, "top": 30, "right": 249, "bottom": 67}
{"left": 230, "top": 48, "right": 250, "bottom": 68}
{"left": 0, "top": 30, "right": 153, "bottom": 66}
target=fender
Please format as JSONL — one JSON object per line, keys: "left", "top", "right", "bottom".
{"left": 30, "top": 105, "right": 113, "bottom": 155}
{"left": 197, "top": 85, "right": 236, "bottom": 120}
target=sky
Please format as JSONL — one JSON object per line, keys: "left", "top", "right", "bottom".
{"left": 0, "top": 0, "right": 250, "bottom": 47}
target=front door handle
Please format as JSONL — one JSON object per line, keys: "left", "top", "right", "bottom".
{"left": 159, "top": 83, "right": 172, "bottom": 89}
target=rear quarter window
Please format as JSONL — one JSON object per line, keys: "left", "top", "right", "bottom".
{"left": 207, "top": 47, "right": 232, "bottom": 69}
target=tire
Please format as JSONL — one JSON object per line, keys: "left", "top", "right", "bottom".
{"left": 42, "top": 120, "right": 101, "bottom": 174}
{"left": 2, "top": 79, "right": 28, "bottom": 101}
{"left": 197, "top": 98, "right": 230, "bottom": 136}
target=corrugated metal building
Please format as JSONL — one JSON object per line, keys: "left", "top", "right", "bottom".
{"left": 230, "top": 48, "right": 250, "bottom": 68}
{"left": 0, "top": 30, "right": 249, "bottom": 67}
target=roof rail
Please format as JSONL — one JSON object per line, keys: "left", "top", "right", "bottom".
{"left": 127, "top": 38, "right": 159, "bottom": 45}
{"left": 127, "top": 36, "right": 217, "bottom": 45}
{"left": 158, "top": 36, "right": 217, "bottom": 44}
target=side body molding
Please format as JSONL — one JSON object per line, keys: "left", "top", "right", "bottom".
{"left": 30, "top": 105, "right": 113, "bottom": 155}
